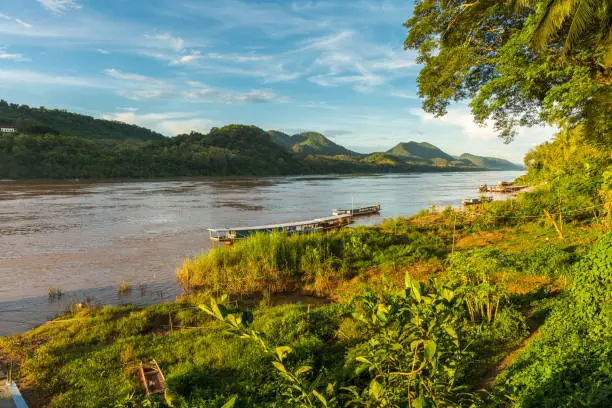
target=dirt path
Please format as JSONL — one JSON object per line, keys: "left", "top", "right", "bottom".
{"left": 479, "top": 318, "right": 541, "bottom": 389}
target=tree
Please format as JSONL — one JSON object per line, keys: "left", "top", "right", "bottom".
{"left": 403, "top": 0, "right": 611, "bottom": 146}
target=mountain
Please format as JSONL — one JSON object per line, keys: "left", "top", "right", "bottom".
{"left": 0, "top": 100, "right": 164, "bottom": 141}
{"left": 266, "top": 130, "right": 294, "bottom": 150}
{"left": 387, "top": 141, "right": 456, "bottom": 162}
{"left": 459, "top": 153, "right": 523, "bottom": 170}
{"left": 268, "top": 130, "right": 361, "bottom": 157}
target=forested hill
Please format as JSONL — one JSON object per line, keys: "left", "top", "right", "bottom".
{"left": 0, "top": 100, "right": 164, "bottom": 141}
{"left": 267, "top": 130, "right": 361, "bottom": 156}
{"left": 459, "top": 153, "right": 523, "bottom": 170}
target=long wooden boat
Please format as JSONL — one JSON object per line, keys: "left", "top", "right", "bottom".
{"left": 332, "top": 204, "right": 381, "bottom": 217}
{"left": 208, "top": 214, "right": 353, "bottom": 243}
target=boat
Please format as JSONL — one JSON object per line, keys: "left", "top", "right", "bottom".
{"left": 332, "top": 204, "right": 381, "bottom": 217}
{"left": 208, "top": 214, "right": 353, "bottom": 243}
{"left": 478, "top": 181, "right": 526, "bottom": 194}
{"left": 463, "top": 197, "right": 493, "bottom": 206}
{"left": 139, "top": 360, "right": 166, "bottom": 398}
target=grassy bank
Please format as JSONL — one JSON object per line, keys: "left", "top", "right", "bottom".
{"left": 1, "top": 183, "right": 609, "bottom": 407}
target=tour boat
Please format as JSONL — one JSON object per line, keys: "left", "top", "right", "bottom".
{"left": 208, "top": 214, "right": 353, "bottom": 243}
{"left": 332, "top": 204, "right": 381, "bottom": 217}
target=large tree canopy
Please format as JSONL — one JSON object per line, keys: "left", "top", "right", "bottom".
{"left": 404, "top": 0, "right": 612, "bottom": 145}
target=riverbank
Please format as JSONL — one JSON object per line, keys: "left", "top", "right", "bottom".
{"left": 0, "top": 171, "right": 524, "bottom": 337}
{"left": 0, "top": 186, "right": 608, "bottom": 407}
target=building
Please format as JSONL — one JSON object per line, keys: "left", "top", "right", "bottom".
{"left": 0, "top": 125, "right": 16, "bottom": 133}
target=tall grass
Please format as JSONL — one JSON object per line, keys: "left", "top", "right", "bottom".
{"left": 177, "top": 226, "right": 445, "bottom": 297}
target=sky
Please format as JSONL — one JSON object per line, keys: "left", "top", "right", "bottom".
{"left": 0, "top": 0, "right": 553, "bottom": 162}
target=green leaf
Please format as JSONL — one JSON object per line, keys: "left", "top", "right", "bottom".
{"left": 413, "top": 395, "right": 426, "bottom": 408}
{"left": 311, "top": 390, "right": 328, "bottom": 407}
{"left": 424, "top": 340, "right": 437, "bottom": 360}
{"left": 443, "top": 326, "right": 459, "bottom": 347}
{"left": 221, "top": 395, "right": 237, "bottom": 408}
{"left": 356, "top": 356, "right": 374, "bottom": 366}
{"left": 272, "top": 361, "right": 287, "bottom": 374}
{"left": 369, "top": 379, "right": 381, "bottom": 401}
{"left": 295, "top": 365, "right": 312, "bottom": 375}
{"left": 274, "top": 346, "right": 292, "bottom": 361}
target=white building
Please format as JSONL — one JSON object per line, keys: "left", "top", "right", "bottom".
{"left": 0, "top": 125, "right": 16, "bottom": 133}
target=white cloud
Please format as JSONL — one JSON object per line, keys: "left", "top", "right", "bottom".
{"left": 14, "top": 19, "right": 32, "bottom": 28}
{"left": 104, "top": 68, "right": 175, "bottom": 100}
{"left": 298, "top": 30, "right": 417, "bottom": 92}
{"left": 185, "top": 81, "right": 289, "bottom": 104}
{"left": 0, "top": 69, "right": 102, "bottom": 88}
{"left": 0, "top": 13, "right": 11, "bottom": 20}
{"left": 101, "top": 111, "right": 216, "bottom": 136}
{"left": 410, "top": 108, "right": 499, "bottom": 141}
{"left": 97, "top": 48, "right": 110, "bottom": 54}
{"left": 390, "top": 91, "right": 420, "bottom": 100}
{"left": 170, "top": 52, "right": 202, "bottom": 65}
{"left": 37, "top": 0, "right": 81, "bottom": 15}
{"left": 145, "top": 32, "right": 185, "bottom": 51}
{"left": 0, "top": 53, "right": 29, "bottom": 62}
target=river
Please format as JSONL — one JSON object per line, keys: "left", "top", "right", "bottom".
{"left": 0, "top": 171, "right": 522, "bottom": 336}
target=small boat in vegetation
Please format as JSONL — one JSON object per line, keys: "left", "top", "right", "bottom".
{"left": 332, "top": 204, "right": 381, "bottom": 216}
{"left": 462, "top": 196, "right": 493, "bottom": 206}
{"left": 208, "top": 214, "right": 353, "bottom": 243}
{"left": 479, "top": 181, "right": 526, "bottom": 193}
{"left": 138, "top": 360, "right": 166, "bottom": 398}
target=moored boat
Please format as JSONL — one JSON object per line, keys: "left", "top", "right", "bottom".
{"left": 462, "top": 196, "right": 493, "bottom": 206}
{"left": 208, "top": 214, "right": 353, "bottom": 243}
{"left": 332, "top": 204, "right": 381, "bottom": 216}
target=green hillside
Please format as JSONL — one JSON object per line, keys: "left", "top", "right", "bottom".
{"left": 266, "top": 130, "right": 294, "bottom": 150}
{"left": 459, "top": 153, "right": 523, "bottom": 170}
{"left": 0, "top": 100, "right": 164, "bottom": 141}
{"left": 289, "top": 131, "right": 361, "bottom": 156}
{"left": 0, "top": 125, "right": 304, "bottom": 179}
{"left": 387, "top": 141, "right": 456, "bottom": 162}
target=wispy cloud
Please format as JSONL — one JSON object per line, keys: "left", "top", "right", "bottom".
{"left": 104, "top": 68, "right": 175, "bottom": 100}
{"left": 0, "top": 69, "right": 102, "bottom": 88}
{"left": 37, "top": 0, "right": 81, "bottom": 15}
{"left": 101, "top": 110, "right": 217, "bottom": 136}
{"left": 185, "top": 81, "right": 290, "bottom": 104}
{"left": 390, "top": 91, "right": 420, "bottom": 100}
{"left": 0, "top": 13, "right": 33, "bottom": 29}
{"left": 145, "top": 32, "right": 185, "bottom": 51}
{"left": 0, "top": 53, "right": 30, "bottom": 62}
{"left": 14, "top": 18, "right": 32, "bottom": 28}
{"left": 97, "top": 48, "right": 110, "bottom": 54}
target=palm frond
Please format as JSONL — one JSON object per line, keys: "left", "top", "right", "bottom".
{"left": 532, "top": 0, "right": 577, "bottom": 50}
{"left": 564, "top": 0, "right": 601, "bottom": 53}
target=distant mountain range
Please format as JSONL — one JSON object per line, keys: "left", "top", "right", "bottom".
{"left": 0, "top": 101, "right": 523, "bottom": 179}
{"left": 265, "top": 130, "right": 522, "bottom": 171}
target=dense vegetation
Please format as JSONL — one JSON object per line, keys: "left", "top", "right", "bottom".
{"left": 0, "top": 123, "right": 515, "bottom": 179}
{"left": 0, "top": 100, "right": 164, "bottom": 141}
{"left": 0, "top": 1, "right": 610, "bottom": 407}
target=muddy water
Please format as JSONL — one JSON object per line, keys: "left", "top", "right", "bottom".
{"left": 0, "top": 171, "right": 522, "bottom": 336}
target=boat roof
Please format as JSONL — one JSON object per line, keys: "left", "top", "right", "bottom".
{"left": 208, "top": 214, "right": 351, "bottom": 233}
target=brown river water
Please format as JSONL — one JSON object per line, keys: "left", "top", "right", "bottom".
{"left": 0, "top": 171, "right": 522, "bottom": 336}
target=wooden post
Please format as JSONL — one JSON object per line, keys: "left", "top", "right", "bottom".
{"left": 451, "top": 213, "right": 457, "bottom": 255}
{"left": 544, "top": 210, "right": 564, "bottom": 239}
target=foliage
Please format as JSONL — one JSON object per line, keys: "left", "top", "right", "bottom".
{"left": 345, "top": 279, "right": 479, "bottom": 407}
{"left": 500, "top": 233, "right": 612, "bottom": 407}
{"left": 0, "top": 99, "right": 164, "bottom": 140}
{"left": 404, "top": 1, "right": 612, "bottom": 145}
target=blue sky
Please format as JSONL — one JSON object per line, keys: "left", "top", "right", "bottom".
{"left": 0, "top": 0, "right": 552, "bottom": 162}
